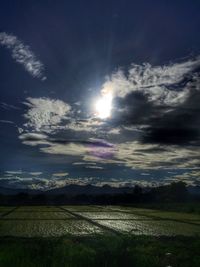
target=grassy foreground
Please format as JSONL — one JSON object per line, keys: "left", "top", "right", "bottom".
{"left": 132, "top": 202, "right": 200, "bottom": 214}
{"left": 0, "top": 235, "right": 199, "bottom": 267}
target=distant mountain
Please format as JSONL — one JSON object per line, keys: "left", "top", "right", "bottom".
{"left": 188, "top": 186, "right": 200, "bottom": 195}
{"left": 0, "top": 184, "right": 133, "bottom": 196}
{"left": 1, "top": 184, "right": 199, "bottom": 196}
{"left": 45, "top": 184, "right": 133, "bottom": 195}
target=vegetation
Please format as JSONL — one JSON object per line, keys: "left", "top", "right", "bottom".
{"left": 0, "top": 183, "right": 199, "bottom": 266}
{"left": 0, "top": 182, "right": 199, "bottom": 206}
{"left": 0, "top": 235, "right": 199, "bottom": 267}
{"left": 0, "top": 205, "right": 200, "bottom": 237}
{"left": 132, "top": 202, "right": 200, "bottom": 214}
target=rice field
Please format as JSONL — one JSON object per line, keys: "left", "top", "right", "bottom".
{"left": 0, "top": 205, "right": 199, "bottom": 237}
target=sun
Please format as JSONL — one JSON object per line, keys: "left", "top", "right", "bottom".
{"left": 95, "top": 92, "right": 113, "bottom": 119}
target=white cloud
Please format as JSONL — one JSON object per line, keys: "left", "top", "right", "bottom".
{"left": 40, "top": 142, "right": 88, "bottom": 156}
{"left": 52, "top": 172, "right": 69, "bottom": 177}
{"left": 107, "top": 127, "right": 121, "bottom": 135}
{"left": 29, "top": 172, "right": 43, "bottom": 176}
{"left": 19, "top": 132, "right": 49, "bottom": 146}
{"left": 164, "top": 170, "right": 200, "bottom": 186}
{"left": 115, "top": 141, "right": 200, "bottom": 170}
{"left": 85, "top": 166, "right": 104, "bottom": 169}
{"left": 0, "top": 120, "right": 15, "bottom": 124}
{"left": 3, "top": 174, "right": 13, "bottom": 177}
{"left": 17, "top": 128, "right": 24, "bottom": 134}
{"left": 101, "top": 57, "right": 200, "bottom": 106}
{"left": 0, "top": 32, "right": 45, "bottom": 79}
{"left": 23, "top": 97, "right": 71, "bottom": 132}
{"left": 55, "top": 118, "right": 104, "bottom": 134}
{"left": 19, "top": 132, "right": 48, "bottom": 141}
{"left": 19, "top": 130, "right": 200, "bottom": 171}
{"left": 1, "top": 169, "right": 199, "bottom": 190}
{"left": 0, "top": 102, "right": 21, "bottom": 110}
{"left": 18, "top": 65, "right": 200, "bottom": 172}
{"left": 73, "top": 162, "right": 87, "bottom": 165}
{"left": 5, "top": 170, "right": 23, "bottom": 175}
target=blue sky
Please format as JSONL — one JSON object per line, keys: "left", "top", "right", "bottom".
{"left": 0, "top": 0, "right": 200, "bottom": 190}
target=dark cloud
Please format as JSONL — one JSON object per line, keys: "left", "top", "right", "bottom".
{"left": 143, "top": 87, "right": 200, "bottom": 145}
{"left": 112, "top": 92, "right": 156, "bottom": 125}
{"left": 110, "top": 69, "right": 200, "bottom": 146}
{"left": 143, "top": 127, "right": 199, "bottom": 145}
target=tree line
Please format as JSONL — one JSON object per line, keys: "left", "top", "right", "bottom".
{"left": 0, "top": 182, "right": 199, "bottom": 205}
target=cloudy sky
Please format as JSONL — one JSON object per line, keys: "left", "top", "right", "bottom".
{"left": 0, "top": 0, "right": 200, "bottom": 190}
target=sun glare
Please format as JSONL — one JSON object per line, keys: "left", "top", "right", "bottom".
{"left": 95, "top": 92, "right": 113, "bottom": 119}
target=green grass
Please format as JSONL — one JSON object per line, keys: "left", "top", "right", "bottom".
{"left": 0, "top": 205, "right": 200, "bottom": 237}
{"left": 0, "top": 235, "right": 199, "bottom": 267}
{"left": 0, "top": 220, "right": 104, "bottom": 237}
{"left": 107, "top": 206, "right": 200, "bottom": 223}
{"left": 5, "top": 211, "right": 74, "bottom": 219}
{"left": 130, "top": 202, "right": 200, "bottom": 214}
{"left": 0, "top": 205, "right": 200, "bottom": 266}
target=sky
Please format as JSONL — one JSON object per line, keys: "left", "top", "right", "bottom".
{"left": 0, "top": 0, "right": 200, "bottom": 190}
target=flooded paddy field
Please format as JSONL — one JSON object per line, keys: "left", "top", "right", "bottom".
{"left": 0, "top": 205, "right": 199, "bottom": 237}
